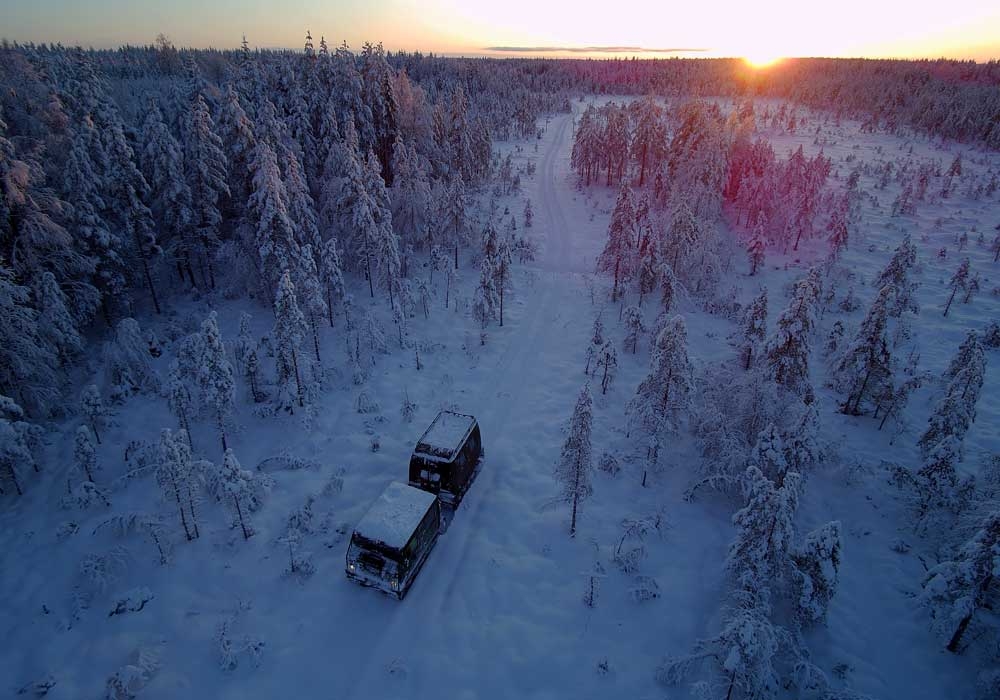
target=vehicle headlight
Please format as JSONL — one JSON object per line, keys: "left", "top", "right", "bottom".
{"left": 391, "top": 578, "right": 399, "bottom": 590}
{"left": 349, "top": 563, "right": 355, "bottom": 571}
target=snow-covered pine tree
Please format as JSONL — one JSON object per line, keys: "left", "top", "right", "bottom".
{"left": 626, "top": 315, "right": 693, "bottom": 441}
{"left": 247, "top": 139, "right": 299, "bottom": 293}
{"left": 921, "top": 510, "right": 1000, "bottom": 652}
{"left": 217, "top": 449, "right": 256, "bottom": 539}
{"left": 914, "top": 436, "right": 968, "bottom": 528}
{"left": 554, "top": 384, "right": 594, "bottom": 537}
{"left": 736, "top": 289, "right": 767, "bottom": 370}
{"left": 155, "top": 428, "right": 199, "bottom": 541}
{"left": 166, "top": 365, "right": 195, "bottom": 447}
{"left": 595, "top": 341, "right": 618, "bottom": 395}
{"left": 831, "top": 284, "right": 893, "bottom": 415}
{"left": 74, "top": 425, "right": 98, "bottom": 483}
{"left": 80, "top": 384, "right": 106, "bottom": 444}
{"left": 943, "top": 258, "right": 970, "bottom": 317}
{"left": 440, "top": 173, "right": 471, "bottom": 270}
{"left": 273, "top": 271, "right": 308, "bottom": 412}
{"left": 596, "top": 183, "right": 636, "bottom": 301}
{"left": 197, "top": 312, "right": 236, "bottom": 451}
{"left": 523, "top": 199, "right": 533, "bottom": 228}
{"left": 791, "top": 520, "right": 842, "bottom": 626}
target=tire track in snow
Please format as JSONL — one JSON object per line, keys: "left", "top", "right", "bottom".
{"left": 342, "top": 113, "right": 577, "bottom": 700}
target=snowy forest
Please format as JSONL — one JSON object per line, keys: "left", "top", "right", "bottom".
{"left": 1, "top": 33, "right": 1000, "bottom": 700}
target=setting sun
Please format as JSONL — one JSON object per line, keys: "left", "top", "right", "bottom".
{"left": 744, "top": 52, "right": 782, "bottom": 69}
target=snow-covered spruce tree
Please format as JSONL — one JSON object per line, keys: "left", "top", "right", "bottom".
{"left": 155, "top": 428, "right": 200, "bottom": 541}
{"left": 782, "top": 399, "right": 821, "bottom": 475}
{"left": 584, "top": 315, "right": 605, "bottom": 375}
{"left": 595, "top": 341, "right": 618, "bottom": 395}
{"left": 247, "top": 139, "right": 299, "bottom": 293}
{"left": 736, "top": 289, "right": 767, "bottom": 370}
{"left": 104, "top": 120, "right": 162, "bottom": 315}
{"left": 140, "top": 100, "right": 194, "bottom": 287}
{"left": 472, "top": 256, "right": 499, "bottom": 330}
{"left": 831, "top": 285, "right": 893, "bottom": 415}
{"left": 727, "top": 465, "right": 801, "bottom": 609}
{"left": 658, "top": 608, "right": 780, "bottom": 700}
{"left": 943, "top": 258, "right": 970, "bottom": 317}
{"left": 232, "top": 313, "right": 254, "bottom": 377}
{"left": 80, "top": 384, "right": 106, "bottom": 444}
{"left": 319, "top": 238, "right": 348, "bottom": 328}
{"left": 217, "top": 449, "right": 256, "bottom": 539}
{"left": 921, "top": 510, "right": 1000, "bottom": 652}
{"left": 523, "top": 199, "right": 533, "bottom": 228}
{"left": 638, "top": 255, "right": 658, "bottom": 308}
{"left": 197, "top": 312, "right": 236, "bottom": 451}
{"left": 440, "top": 173, "right": 471, "bottom": 270}
{"left": 596, "top": 183, "right": 636, "bottom": 301}
{"left": 494, "top": 235, "right": 513, "bottom": 327}
{"left": 184, "top": 92, "right": 230, "bottom": 289}
{"left": 296, "top": 246, "right": 329, "bottom": 362}
{"left": 104, "top": 318, "right": 159, "bottom": 401}
{"left": 663, "top": 200, "right": 703, "bottom": 274}
{"left": 73, "top": 425, "right": 98, "bottom": 484}
{"left": 554, "top": 385, "right": 594, "bottom": 537}
{"left": 217, "top": 84, "right": 257, "bottom": 219}
{"left": 0, "top": 396, "right": 41, "bottom": 496}
{"left": 791, "top": 521, "right": 842, "bottom": 626}
{"left": 626, "top": 315, "right": 693, "bottom": 443}
{"left": 622, "top": 305, "right": 644, "bottom": 354}
{"left": 917, "top": 335, "right": 986, "bottom": 457}
{"left": 747, "top": 220, "right": 766, "bottom": 276}
{"left": 872, "top": 234, "right": 919, "bottom": 318}
{"left": 0, "top": 263, "right": 58, "bottom": 416}
{"left": 34, "top": 271, "right": 83, "bottom": 365}
{"left": 273, "top": 271, "right": 308, "bottom": 412}
{"left": 914, "top": 437, "right": 969, "bottom": 528}
{"left": 749, "top": 423, "right": 790, "bottom": 485}
{"left": 166, "top": 364, "right": 195, "bottom": 447}
{"left": 764, "top": 271, "right": 821, "bottom": 395}
{"left": 944, "top": 330, "right": 985, "bottom": 384}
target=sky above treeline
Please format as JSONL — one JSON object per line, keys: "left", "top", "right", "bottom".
{"left": 3, "top": 0, "right": 999, "bottom": 62}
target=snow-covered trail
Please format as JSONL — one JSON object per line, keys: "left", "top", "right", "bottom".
{"left": 332, "top": 112, "right": 605, "bottom": 698}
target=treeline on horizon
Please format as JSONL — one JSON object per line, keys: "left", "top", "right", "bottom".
{"left": 3, "top": 37, "right": 998, "bottom": 147}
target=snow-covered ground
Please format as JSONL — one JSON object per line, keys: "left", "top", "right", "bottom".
{"left": 2, "top": 99, "right": 999, "bottom": 700}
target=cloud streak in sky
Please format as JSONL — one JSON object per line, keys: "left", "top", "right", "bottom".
{"left": 484, "top": 46, "right": 708, "bottom": 54}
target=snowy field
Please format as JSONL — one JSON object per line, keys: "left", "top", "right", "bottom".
{"left": 2, "top": 96, "right": 999, "bottom": 700}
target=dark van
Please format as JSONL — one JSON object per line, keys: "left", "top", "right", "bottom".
{"left": 408, "top": 411, "right": 483, "bottom": 506}
{"left": 346, "top": 481, "right": 440, "bottom": 599}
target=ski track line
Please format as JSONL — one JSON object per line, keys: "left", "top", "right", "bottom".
{"left": 342, "top": 113, "right": 576, "bottom": 700}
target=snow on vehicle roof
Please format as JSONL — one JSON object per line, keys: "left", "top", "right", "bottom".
{"left": 414, "top": 411, "right": 477, "bottom": 461}
{"left": 354, "top": 482, "right": 437, "bottom": 551}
